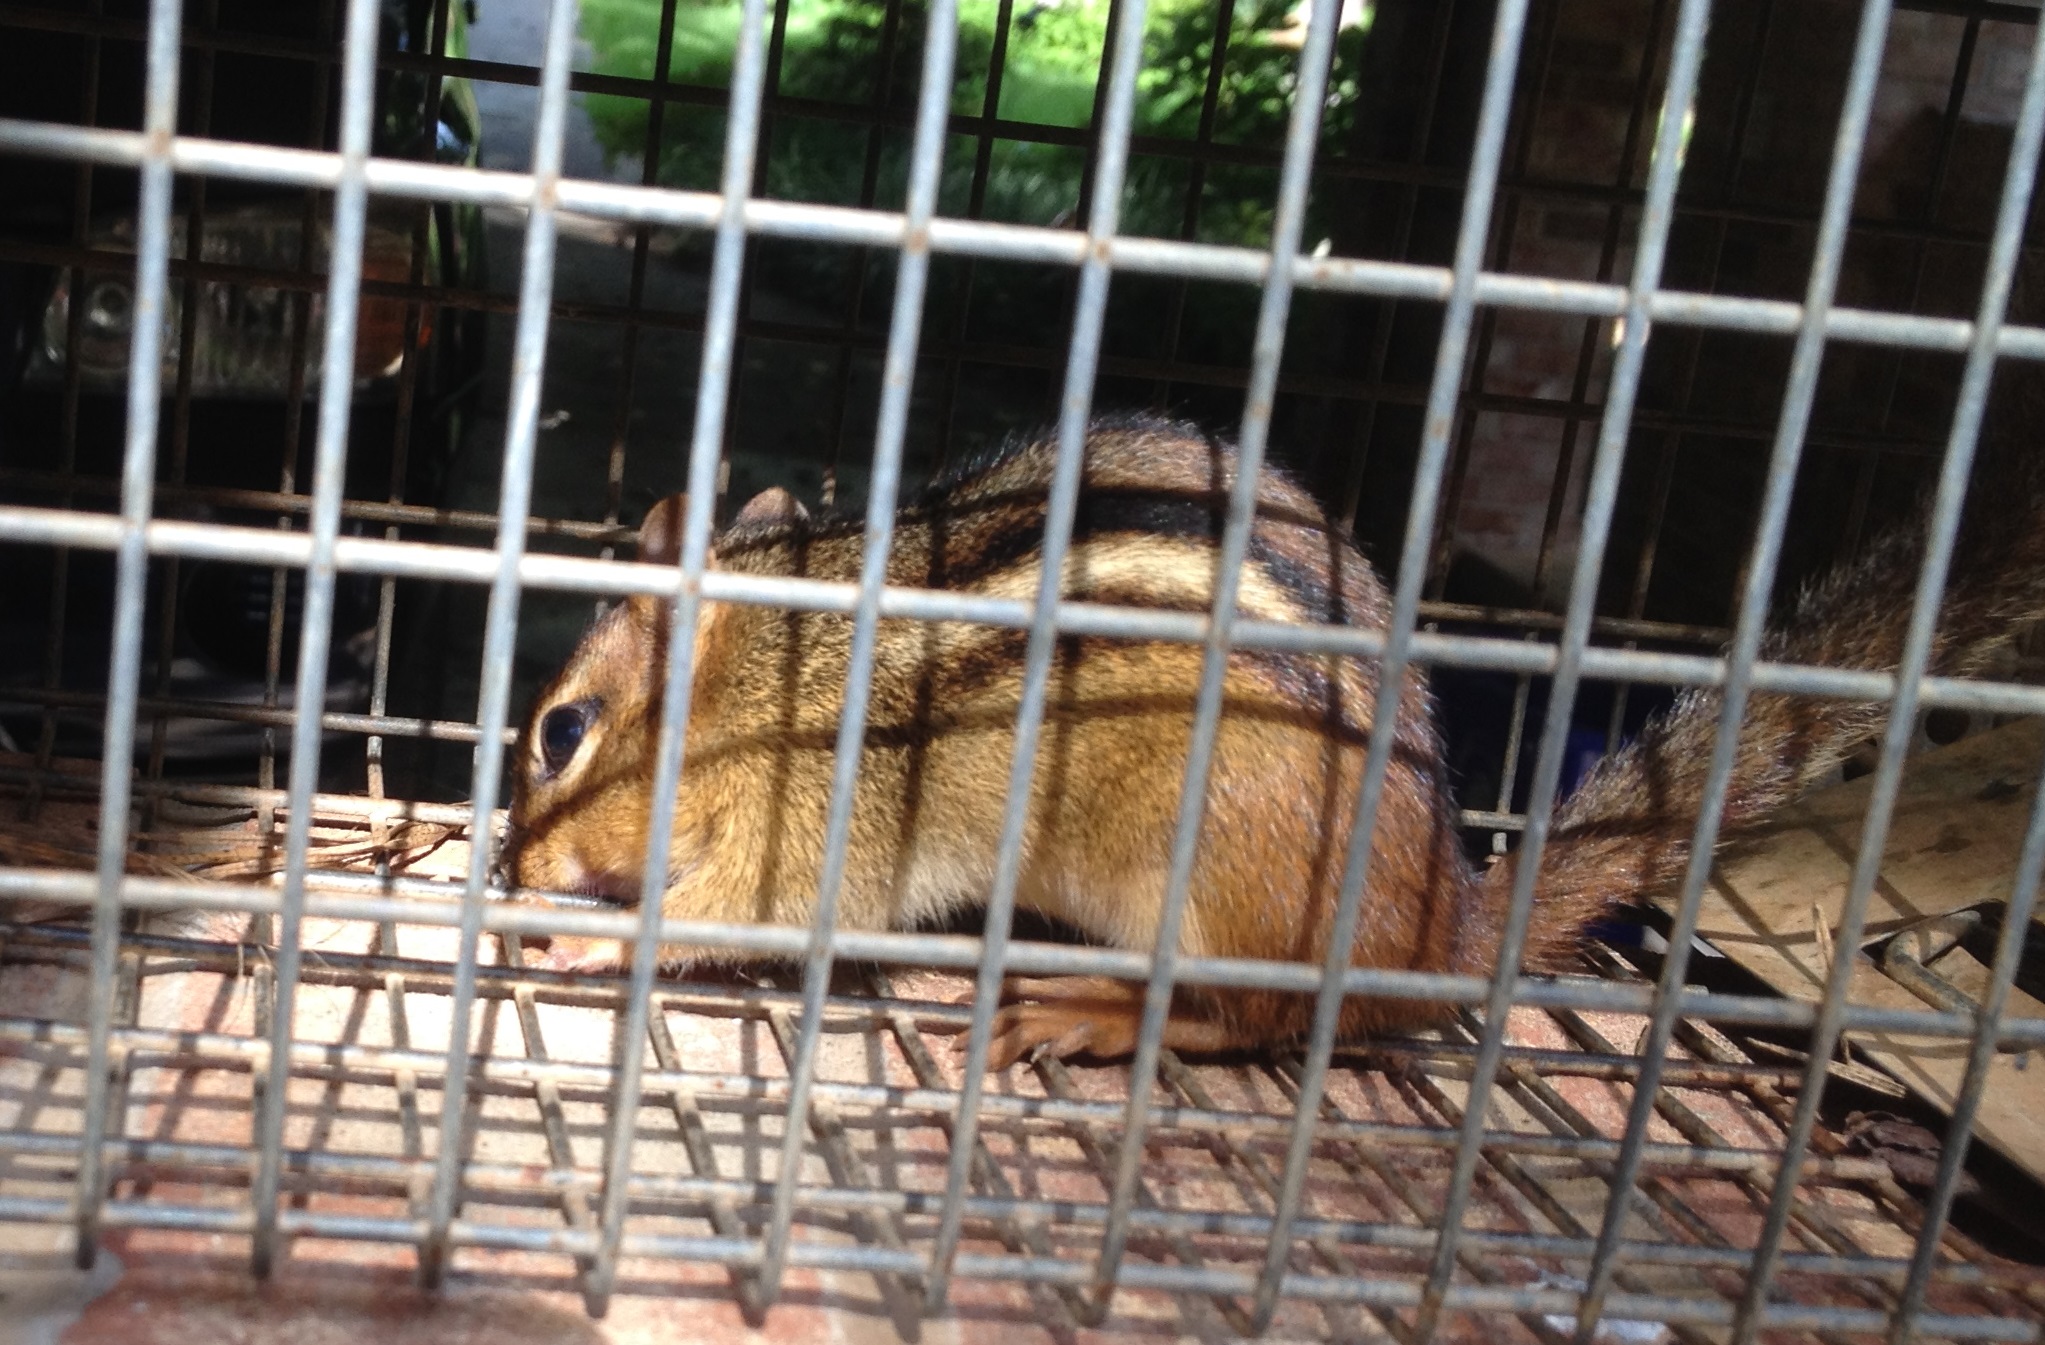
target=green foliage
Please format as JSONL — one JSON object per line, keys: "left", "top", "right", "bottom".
{"left": 578, "top": 0, "right": 1372, "bottom": 246}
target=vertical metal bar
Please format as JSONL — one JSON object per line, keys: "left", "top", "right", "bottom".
{"left": 418, "top": 0, "right": 581, "bottom": 1290}
{"left": 642, "top": 1007, "right": 766, "bottom": 1316}
{"left": 762, "top": 1007, "right": 922, "bottom": 1330}
{"left": 1267, "top": 5, "right": 1701, "bottom": 1332}
{"left": 1884, "top": 838, "right": 2045, "bottom": 1337}
{"left": 1493, "top": 655, "right": 1534, "bottom": 837}
{"left": 69, "top": 0, "right": 182, "bottom": 1272}
{"left": 247, "top": 0, "right": 385, "bottom": 1279}
{"left": 1604, "top": 0, "right": 1777, "bottom": 756}
{"left": 1070, "top": 0, "right": 1126, "bottom": 269}
{"left": 24, "top": 0, "right": 105, "bottom": 825}
{"left": 1147, "top": 0, "right": 1235, "bottom": 406}
{"left": 1334, "top": 1, "right": 1458, "bottom": 537}
{"left": 1835, "top": 18, "right": 1979, "bottom": 585}
{"left": 1160, "top": 1056, "right": 1378, "bottom": 1341}
{"left": 1869, "top": 18, "right": 1977, "bottom": 456}
{"left": 1034, "top": 0, "right": 1533, "bottom": 1323}
{"left": 1892, "top": 727, "right": 2045, "bottom": 1344}
{"left": 1268, "top": 1059, "right": 1539, "bottom": 1343}
{"left": 263, "top": 0, "right": 338, "bottom": 807}
{"left": 754, "top": 0, "right": 962, "bottom": 1302}
{"left": 362, "top": 258, "right": 423, "bottom": 804}
{"left": 1387, "top": 1044, "right": 1696, "bottom": 1345}
{"left": 600, "top": 0, "right": 682, "bottom": 556}
{"left": 820, "top": 0, "right": 906, "bottom": 488}
{"left": 1557, "top": 993, "right": 1905, "bottom": 1333}
{"left": 142, "top": 0, "right": 217, "bottom": 799}
{"left": 932, "top": 0, "right": 1015, "bottom": 459}
{"left": 366, "top": 0, "right": 449, "bottom": 800}
{"left": 501, "top": 943, "right": 599, "bottom": 1273}
{"left": 714, "top": 0, "right": 793, "bottom": 517}
{"left": 597, "top": 0, "right": 678, "bottom": 539}
{"left": 582, "top": 0, "right": 772, "bottom": 1311}
{"left": 1728, "top": 7, "right": 2045, "bottom": 1338}
{"left": 1847, "top": 16, "right": 2045, "bottom": 1345}
{"left": 1032, "top": 1053, "right": 1251, "bottom": 1334}
{"left": 1407, "top": 0, "right": 1706, "bottom": 1335}
{"left": 1176, "top": 0, "right": 1236, "bottom": 241}
{"left": 1577, "top": 0, "right": 1915, "bottom": 1334}
{"left": 922, "top": 0, "right": 1157, "bottom": 1308}
{"left": 1040, "top": 0, "right": 1129, "bottom": 424}
{"left": 877, "top": 995, "right": 1088, "bottom": 1325}
{"left": 1424, "top": 0, "right": 1562, "bottom": 604}
{"left": 1600, "top": 434, "right": 1678, "bottom": 755}
{"left": 374, "top": 920, "right": 427, "bottom": 1214}
{"left": 966, "top": 3, "right": 1016, "bottom": 221}
{"left": 1530, "top": 0, "right": 1673, "bottom": 602}
{"left": 1089, "top": 0, "right": 1335, "bottom": 1316}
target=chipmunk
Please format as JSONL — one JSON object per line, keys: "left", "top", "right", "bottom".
{"left": 502, "top": 412, "right": 2045, "bottom": 1068}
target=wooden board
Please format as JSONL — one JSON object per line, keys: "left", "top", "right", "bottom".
{"left": 1667, "top": 716, "right": 2045, "bottom": 1183}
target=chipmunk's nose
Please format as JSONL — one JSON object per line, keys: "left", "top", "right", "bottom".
{"left": 513, "top": 852, "right": 642, "bottom": 974}
{"left": 568, "top": 867, "right": 643, "bottom": 909}
{"left": 523, "top": 852, "right": 643, "bottom": 911}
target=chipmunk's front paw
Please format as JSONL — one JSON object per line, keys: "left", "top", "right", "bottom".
{"left": 977, "top": 976, "right": 1144, "bottom": 1070}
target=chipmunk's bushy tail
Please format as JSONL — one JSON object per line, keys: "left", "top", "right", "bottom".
{"left": 1478, "top": 373, "right": 2045, "bottom": 973}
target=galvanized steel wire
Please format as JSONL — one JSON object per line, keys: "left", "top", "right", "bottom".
{"left": 2, "top": 0, "right": 2044, "bottom": 1339}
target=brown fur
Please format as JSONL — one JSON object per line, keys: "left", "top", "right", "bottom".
{"left": 1508, "top": 395, "right": 2045, "bottom": 969}
{"left": 503, "top": 412, "right": 2043, "bottom": 1065}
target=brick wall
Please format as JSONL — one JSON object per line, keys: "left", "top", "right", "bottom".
{"left": 1445, "top": 0, "right": 2033, "bottom": 613}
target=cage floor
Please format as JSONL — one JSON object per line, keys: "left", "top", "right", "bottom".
{"left": 2, "top": 791, "right": 2044, "bottom": 1345}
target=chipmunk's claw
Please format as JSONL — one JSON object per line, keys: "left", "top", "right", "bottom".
{"left": 976, "top": 976, "right": 1145, "bottom": 1070}
{"left": 955, "top": 975, "right": 1260, "bottom": 1070}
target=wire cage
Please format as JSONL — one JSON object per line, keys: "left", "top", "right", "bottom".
{"left": 2, "top": 0, "right": 2045, "bottom": 1340}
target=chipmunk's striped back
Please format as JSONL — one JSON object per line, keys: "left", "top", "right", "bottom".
{"left": 507, "top": 409, "right": 2045, "bottom": 1064}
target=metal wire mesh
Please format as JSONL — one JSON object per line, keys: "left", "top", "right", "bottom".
{"left": 2, "top": 0, "right": 2045, "bottom": 1340}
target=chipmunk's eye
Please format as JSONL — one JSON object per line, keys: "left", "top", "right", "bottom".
{"left": 538, "top": 699, "right": 598, "bottom": 776}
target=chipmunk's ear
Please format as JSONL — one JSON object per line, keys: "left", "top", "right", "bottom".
{"left": 731, "top": 485, "right": 809, "bottom": 530}
{"left": 640, "top": 488, "right": 805, "bottom": 566}
{"left": 637, "top": 494, "right": 701, "bottom": 567}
